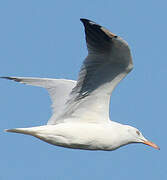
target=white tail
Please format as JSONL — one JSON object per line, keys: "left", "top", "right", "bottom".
{"left": 5, "top": 127, "right": 36, "bottom": 136}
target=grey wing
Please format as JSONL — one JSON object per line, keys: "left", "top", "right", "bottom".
{"left": 57, "top": 19, "right": 133, "bottom": 123}
{"left": 1, "top": 77, "right": 76, "bottom": 124}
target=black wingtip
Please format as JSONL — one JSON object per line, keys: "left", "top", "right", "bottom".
{"left": 80, "top": 18, "right": 91, "bottom": 24}
{"left": 1, "top": 76, "right": 21, "bottom": 82}
{"left": 80, "top": 18, "right": 100, "bottom": 27}
{"left": 1, "top": 76, "right": 11, "bottom": 80}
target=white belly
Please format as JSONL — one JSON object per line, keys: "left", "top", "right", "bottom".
{"left": 31, "top": 122, "right": 124, "bottom": 151}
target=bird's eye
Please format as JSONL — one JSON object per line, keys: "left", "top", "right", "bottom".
{"left": 136, "top": 131, "right": 140, "bottom": 136}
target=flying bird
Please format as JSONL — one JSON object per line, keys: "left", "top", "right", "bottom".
{"left": 2, "top": 19, "right": 159, "bottom": 151}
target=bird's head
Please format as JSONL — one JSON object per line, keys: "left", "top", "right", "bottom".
{"left": 125, "top": 125, "right": 160, "bottom": 150}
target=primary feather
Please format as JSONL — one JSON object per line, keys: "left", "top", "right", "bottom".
{"left": 56, "top": 19, "right": 133, "bottom": 123}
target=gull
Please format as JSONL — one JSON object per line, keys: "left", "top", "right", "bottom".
{"left": 2, "top": 19, "right": 159, "bottom": 151}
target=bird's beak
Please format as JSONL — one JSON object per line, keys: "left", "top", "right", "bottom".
{"left": 142, "top": 140, "right": 160, "bottom": 150}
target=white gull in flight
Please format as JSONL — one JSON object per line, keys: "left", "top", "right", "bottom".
{"left": 2, "top": 19, "right": 159, "bottom": 151}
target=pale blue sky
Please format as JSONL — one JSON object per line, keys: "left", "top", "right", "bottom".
{"left": 0, "top": 0, "right": 166, "bottom": 179}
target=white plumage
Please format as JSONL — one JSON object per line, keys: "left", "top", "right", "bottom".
{"left": 2, "top": 19, "right": 159, "bottom": 151}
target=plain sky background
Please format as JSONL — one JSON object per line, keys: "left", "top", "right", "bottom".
{"left": 0, "top": 0, "right": 166, "bottom": 179}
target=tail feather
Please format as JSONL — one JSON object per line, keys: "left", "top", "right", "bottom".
{"left": 5, "top": 128, "right": 36, "bottom": 135}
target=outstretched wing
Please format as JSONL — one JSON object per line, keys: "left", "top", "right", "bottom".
{"left": 1, "top": 77, "right": 76, "bottom": 124}
{"left": 57, "top": 19, "right": 133, "bottom": 123}
{"left": 2, "top": 19, "right": 133, "bottom": 125}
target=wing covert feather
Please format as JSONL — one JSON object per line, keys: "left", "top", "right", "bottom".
{"left": 57, "top": 19, "right": 133, "bottom": 123}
